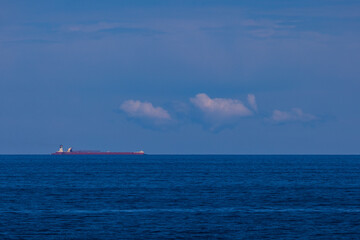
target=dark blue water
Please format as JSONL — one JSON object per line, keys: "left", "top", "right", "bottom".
{"left": 0, "top": 155, "right": 359, "bottom": 239}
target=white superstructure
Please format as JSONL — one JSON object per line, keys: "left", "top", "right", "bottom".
{"left": 57, "top": 145, "right": 64, "bottom": 152}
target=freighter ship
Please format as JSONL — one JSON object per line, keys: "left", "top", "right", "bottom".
{"left": 51, "top": 145, "right": 145, "bottom": 155}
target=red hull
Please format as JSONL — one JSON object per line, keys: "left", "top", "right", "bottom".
{"left": 52, "top": 152, "right": 144, "bottom": 155}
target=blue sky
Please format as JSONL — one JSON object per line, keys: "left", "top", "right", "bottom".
{"left": 1, "top": 0, "right": 359, "bottom": 154}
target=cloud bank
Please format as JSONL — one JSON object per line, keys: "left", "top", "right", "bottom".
{"left": 120, "top": 100, "right": 171, "bottom": 121}
{"left": 270, "top": 108, "right": 317, "bottom": 123}
{"left": 119, "top": 95, "right": 318, "bottom": 130}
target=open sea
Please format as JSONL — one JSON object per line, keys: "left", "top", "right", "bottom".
{"left": 0, "top": 155, "right": 359, "bottom": 239}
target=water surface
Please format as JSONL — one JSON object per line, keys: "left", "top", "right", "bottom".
{"left": 0, "top": 155, "right": 359, "bottom": 239}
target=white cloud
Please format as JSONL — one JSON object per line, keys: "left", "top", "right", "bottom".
{"left": 270, "top": 108, "right": 317, "bottom": 123}
{"left": 120, "top": 100, "right": 171, "bottom": 120}
{"left": 190, "top": 93, "right": 253, "bottom": 118}
{"left": 247, "top": 94, "right": 257, "bottom": 112}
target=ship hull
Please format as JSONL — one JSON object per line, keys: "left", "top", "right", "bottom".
{"left": 52, "top": 152, "right": 144, "bottom": 155}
